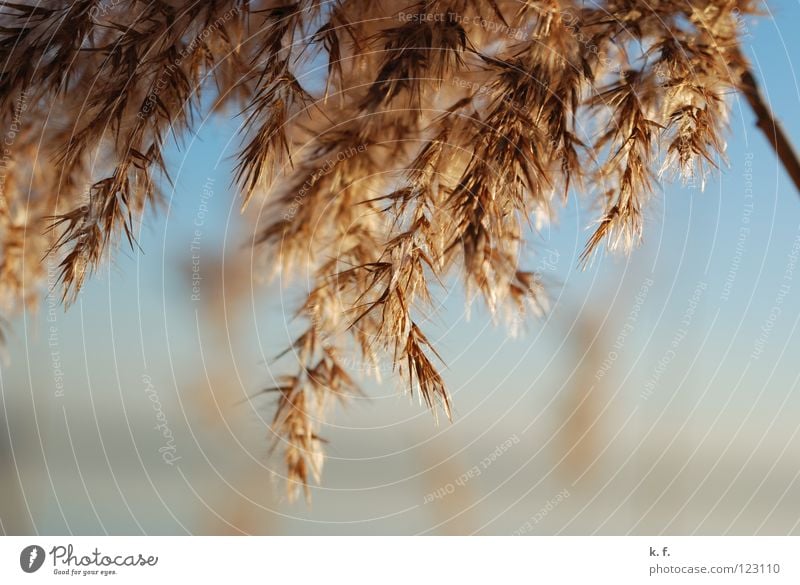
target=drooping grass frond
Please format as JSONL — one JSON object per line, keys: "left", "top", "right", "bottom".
{"left": 0, "top": 0, "right": 773, "bottom": 499}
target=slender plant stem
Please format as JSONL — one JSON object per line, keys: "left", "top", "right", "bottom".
{"left": 738, "top": 66, "right": 800, "bottom": 194}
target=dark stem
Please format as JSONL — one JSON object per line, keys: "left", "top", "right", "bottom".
{"left": 738, "top": 66, "right": 800, "bottom": 194}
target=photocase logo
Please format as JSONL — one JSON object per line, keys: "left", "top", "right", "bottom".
{"left": 20, "top": 545, "right": 45, "bottom": 573}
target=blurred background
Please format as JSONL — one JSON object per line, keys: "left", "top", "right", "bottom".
{"left": 2, "top": 2, "right": 800, "bottom": 536}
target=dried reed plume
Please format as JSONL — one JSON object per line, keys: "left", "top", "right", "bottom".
{"left": 0, "top": 0, "right": 785, "bottom": 500}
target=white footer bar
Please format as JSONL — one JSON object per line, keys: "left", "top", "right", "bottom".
{"left": 1, "top": 536, "right": 796, "bottom": 583}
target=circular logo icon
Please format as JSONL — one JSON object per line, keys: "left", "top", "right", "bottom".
{"left": 20, "top": 545, "right": 45, "bottom": 573}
